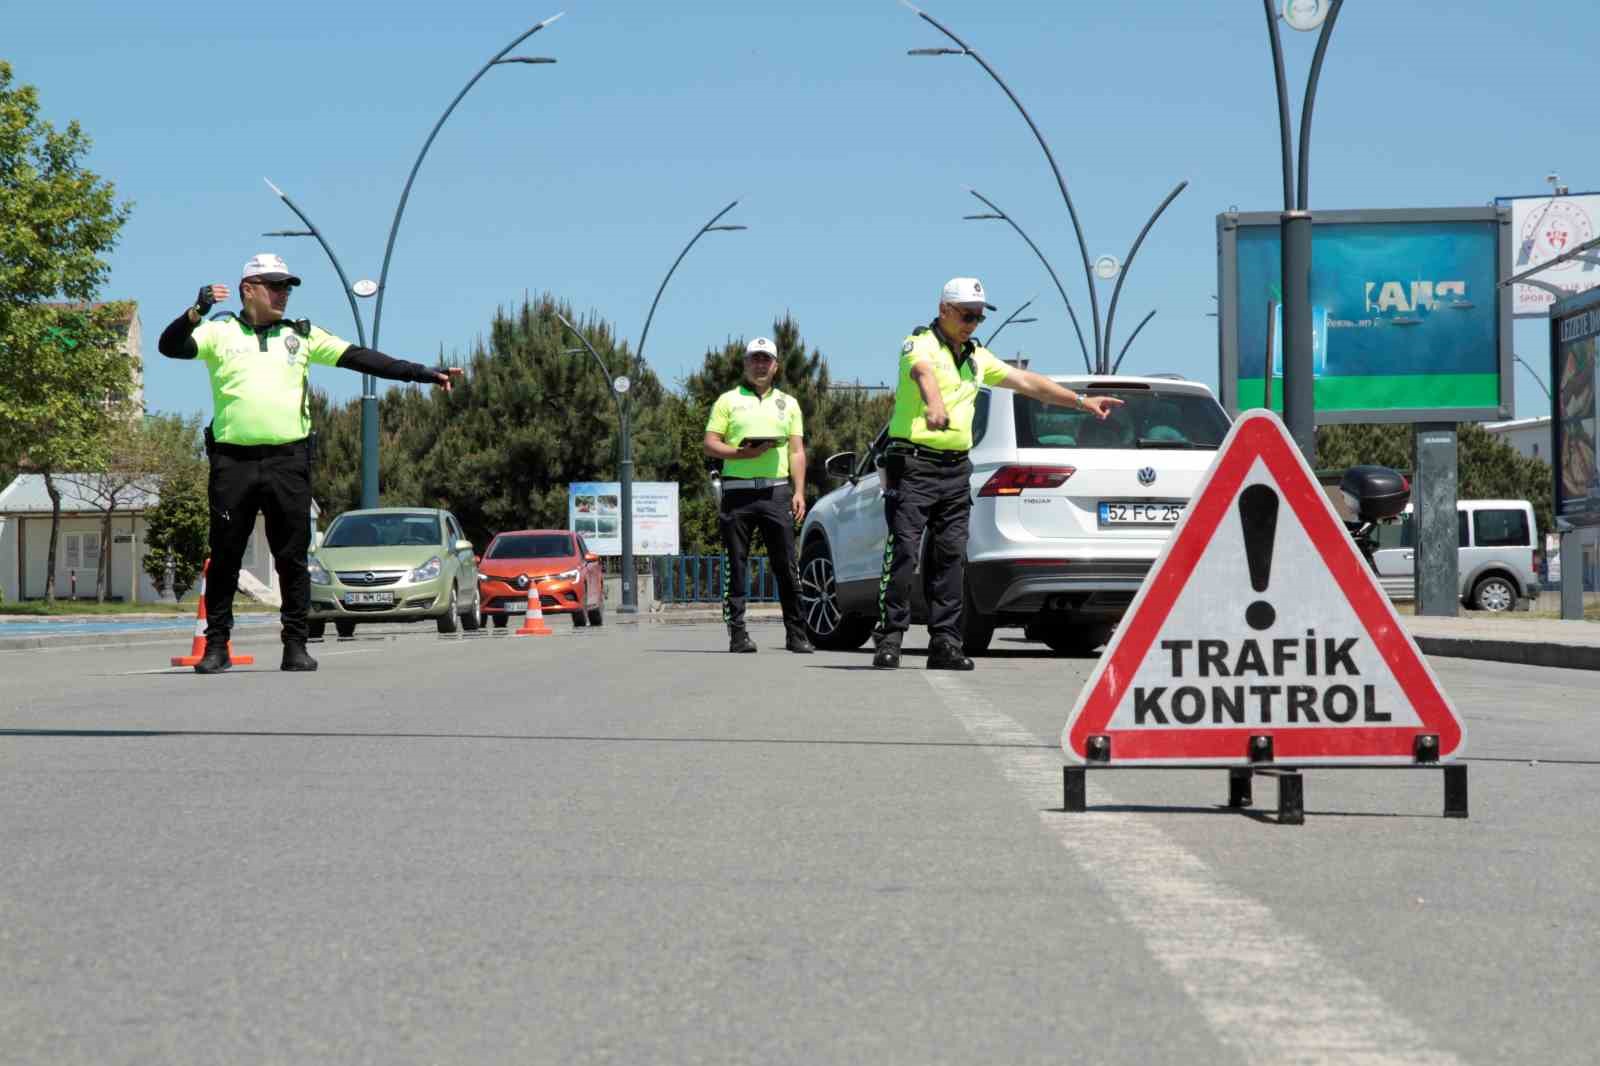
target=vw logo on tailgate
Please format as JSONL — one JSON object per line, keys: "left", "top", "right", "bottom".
{"left": 1137, "top": 467, "right": 1157, "bottom": 487}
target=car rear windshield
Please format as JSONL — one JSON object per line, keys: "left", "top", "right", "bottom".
{"left": 1012, "top": 389, "right": 1231, "bottom": 449}
{"left": 488, "top": 533, "right": 574, "bottom": 559}
{"left": 323, "top": 512, "right": 441, "bottom": 548}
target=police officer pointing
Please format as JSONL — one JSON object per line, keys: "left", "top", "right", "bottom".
{"left": 873, "top": 277, "right": 1122, "bottom": 670}
{"left": 157, "top": 253, "right": 461, "bottom": 675}
{"left": 703, "top": 337, "right": 813, "bottom": 654}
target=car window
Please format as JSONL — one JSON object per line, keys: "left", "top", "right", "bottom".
{"left": 857, "top": 427, "right": 890, "bottom": 479}
{"left": 972, "top": 389, "right": 991, "bottom": 447}
{"left": 488, "top": 533, "right": 576, "bottom": 559}
{"left": 324, "top": 512, "right": 441, "bottom": 548}
{"left": 446, "top": 515, "right": 464, "bottom": 544}
{"left": 1375, "top": 519, "right": 1408, "bottom": 550}
{"left": 1458, "top": 510, "right": 1469, "bottom": 547}
{"left": 1012, "top": 389, "right": 1230, "bottom": 449}
{"left": 1473, "top": 508, "right": 1530, "bottom": 548}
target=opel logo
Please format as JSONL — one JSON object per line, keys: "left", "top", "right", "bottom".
{"left": 364, "top": 571, "right": 376, "bottom": 582}
{"left": 1137, "top": 467, "right": 1157, "bottom": 487}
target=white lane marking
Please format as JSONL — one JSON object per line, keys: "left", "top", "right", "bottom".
{"left": 924, "top": 672, "right": 1462, "bottom": 1066}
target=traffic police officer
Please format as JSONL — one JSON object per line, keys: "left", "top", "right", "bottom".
{"left": 157, "top": 253, "right": 461, "bottom": 675}
{"left": 703, "top": 336, "right": 813, "bottom": 654}
{"left": 873, "top": 277, "right": 1123, "bottom": 670}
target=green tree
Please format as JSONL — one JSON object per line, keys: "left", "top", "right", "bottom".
{"left": 1316, "top": 422, "right": 1554, "bottom": 534}
{"left": 0, "top": 62, "right": 134, "bottom": 602}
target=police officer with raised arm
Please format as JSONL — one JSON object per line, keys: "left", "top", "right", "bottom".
{"left": 157, "top": 253, "right": 461, "bottom": 675}
{"left": 703, "top": 336, "right": 812, "bottom": 654}
{"left": 873, "top": 277, "right": 1123, "bottom": 670}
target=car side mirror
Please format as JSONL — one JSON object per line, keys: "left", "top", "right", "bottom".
{"left": 824, "top": 451, "right": 858, "bottom": 482}
{"left": 454, "top": 538, "right": 474, "bottom": 553}
{"left": 585, "top": 552, "right": 600, "bottom": 563}
{"left": 1339, "top": 465, "right": 1410, "bottom": 523}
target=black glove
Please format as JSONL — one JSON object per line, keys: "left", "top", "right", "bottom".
{"left": 195, "top": 285, "right": 217, "bottom": 313}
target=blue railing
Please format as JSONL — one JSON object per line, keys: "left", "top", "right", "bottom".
{"left": 652, "top": 555, "right": 782, "bottom": 604}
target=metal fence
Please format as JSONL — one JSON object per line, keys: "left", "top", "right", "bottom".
{"left": 652, "top": 555, "right": 783, "bottom": 604}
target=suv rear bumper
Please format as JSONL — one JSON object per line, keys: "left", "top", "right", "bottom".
{"left": 966, "top": 558, "right": 1152, "bottom": 620}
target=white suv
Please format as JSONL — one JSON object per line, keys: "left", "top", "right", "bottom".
{"left": 797, "top": 375, "right": 1232, "bottom": 654}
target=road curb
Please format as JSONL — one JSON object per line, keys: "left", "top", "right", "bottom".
{"left": 1412, "top": 635, "right": 1600, "bottom": 672}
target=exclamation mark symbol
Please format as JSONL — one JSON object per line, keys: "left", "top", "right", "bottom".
{"left": 1238, "top": 484, "right": 1280, "bottom": 631}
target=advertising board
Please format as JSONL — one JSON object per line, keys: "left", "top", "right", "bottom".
{"left": 1495, "top": 192, "right": 1600, "bottom": 316}
{"left": 1550, "top": 289, "right": 1600, "bottom": 528}
{"left": 568, "top": 481, "right": 681, "bottom": 557}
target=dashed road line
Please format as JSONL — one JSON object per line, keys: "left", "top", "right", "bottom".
{"left": 924, "top": 671, "right": 1462, "bottom": 1066}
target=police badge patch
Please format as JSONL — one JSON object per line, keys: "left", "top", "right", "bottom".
{"left": 284, "top": 334, "right": 301, "bottom": 358}
{"left": 902, "top": 340, "right": 914, "bottom": 353}
{"left": 776, "top": 398, "right": 786, "bottom": 412}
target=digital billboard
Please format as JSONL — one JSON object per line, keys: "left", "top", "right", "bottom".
{"left": 1217, "top": 208, "right": 1512, "bottom": 424}
{"left": 1550, "top": 289, "right": 1600, "bottom": 528}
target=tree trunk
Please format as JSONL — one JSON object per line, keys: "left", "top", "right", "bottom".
{"left": 43, "top": 471, "right": 61, "bottom": 605}
{"left": 97, "top": 506, "right": 113, "bottom": 603}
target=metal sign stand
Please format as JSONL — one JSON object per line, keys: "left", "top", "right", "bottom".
{"left": 1063, "top": 735, "right": 1469, "bottom": 826}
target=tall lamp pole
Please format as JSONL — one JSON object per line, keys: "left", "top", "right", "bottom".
{"left": 909, "top": 10, "right": 1183, "bottom": 374}
{"left": 345, "top": 13, "right": 563, "bottom": 509}
{"left": 1263, "top": 0, "right": 1343, "bottom": 460}
{"left": 560, "top": 201, "right": 747, "bottom": 614}
{"left": 963, "top": 189, "right": 1090, "bottom": 372}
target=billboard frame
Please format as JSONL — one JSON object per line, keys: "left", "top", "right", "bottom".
{"left": 1217, "top": 206, "right": 1514, "bottom": 424}
{"left": 1549, "top": 285, "right": 1600, "bottom": 530}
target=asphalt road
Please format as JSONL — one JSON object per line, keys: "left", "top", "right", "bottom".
{"left": 1, "top": 620, "right": 1595, "bottom": 1065}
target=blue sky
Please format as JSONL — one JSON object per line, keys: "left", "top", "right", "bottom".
{"left": 8, "top": 0, "right": 1591, "bottom": 423}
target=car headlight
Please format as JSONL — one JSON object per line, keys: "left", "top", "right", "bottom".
{"left": 411, "top": 555, "right": 442, "bottom": 582}
{"left": 308, "top": 557, "right": 332, "bottom": 586}
{"left": 550, "top": 568, "right": 581, "bottom": 584}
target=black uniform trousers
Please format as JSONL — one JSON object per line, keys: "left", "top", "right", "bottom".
{"left": 205, "top": 435, "right": 313, "bottom": 646}
{"left": 874, "top": 452, "right": 973, "bottom": 650}
{"left": 719, "top": 484, "right": 805, "bottom": 639}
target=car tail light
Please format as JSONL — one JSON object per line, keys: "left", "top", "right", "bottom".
{"left": 977, "top": 465, "right": 1077, "bottom": 497}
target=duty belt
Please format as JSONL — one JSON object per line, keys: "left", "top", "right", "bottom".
{"left": 886, "top": 439, "right": 969, "bottom": 465}
{"left": 209, "top": 436, "right": 309, "bottom": 460}
{"left": 721, "top": 477, "right": 789, "bottom": 490}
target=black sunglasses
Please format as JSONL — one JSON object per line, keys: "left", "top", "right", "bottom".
{"left": 249, "top": 279, "right": 294, "bottom": 293}
{"left": 956, "top": 309, "right": 986, "bottom": 325}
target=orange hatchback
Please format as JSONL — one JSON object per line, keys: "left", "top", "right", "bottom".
{"left": 477, "top": 529, "right": 606, "bottom": 628}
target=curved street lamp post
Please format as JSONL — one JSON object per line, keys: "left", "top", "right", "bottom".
{"left": 1263, "top": 0, "right": 1343, "bottom": 460}
{"left": 268, "top": 14, "right": 563, "bottom": 509}
{"left": 910, "top": 9, "right": 1184, "bottom": 374}
{"left": 558, "top": 201, "right": 748, "bottom": 614}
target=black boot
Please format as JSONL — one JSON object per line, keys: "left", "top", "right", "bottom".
{"left": 872, "top": 640, "right": 901, "bottom": 669}
{"left": 926, "top": 639, "right": 975, "bottom": 671}
{"left": 729, "top": 630, "right": 758, "bottom": 654}
{"left": 785, "top": 632, "right": 815, "bottom": 654}
{"left": 193, "top": 641, "right": 231, "bottom": 675}
{"left": 281, "top": 642, "right": 319, "bottom": 672}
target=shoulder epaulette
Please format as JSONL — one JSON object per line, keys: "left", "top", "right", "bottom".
{"left": 288, "top": 318, "right": 312, "bottom": 337}
{"left": 911, "top": 326, "right": 930, "bottom": 336}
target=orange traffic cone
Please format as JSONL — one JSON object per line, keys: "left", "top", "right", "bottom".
{"left": 514, "top": 589, "right": 554, "bottom": 636}
{"left": 170, "top": 559, "right": 255, "bottom": 667}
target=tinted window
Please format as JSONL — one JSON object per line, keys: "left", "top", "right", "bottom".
{"left": 488, "top": 533, "right": 576, "bottom": 559}
{"left": 971, "top": 389, "right": 991, "bottom": 447}
{"left": 1473, "top": 509, "right": 1530, "bottom": 548}
{"left": 1012, "top": 389, "right": 1231, "bottom": 450}
{"left": 324, "top": 512, "right": 441, "bottom": 548}
{"left": 1458, "top": 510, "right": 1469, "bottom": 547}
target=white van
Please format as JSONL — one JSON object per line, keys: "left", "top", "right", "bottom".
{"left": 1371, "top": 499, "right": 1540, "bottom": 611}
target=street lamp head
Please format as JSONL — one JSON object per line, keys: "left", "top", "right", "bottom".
{"left": 1281, "top": 0, "right": 1331, "bottom": 31}
{"left": 495, "top": 56, "right": 557, "bottom": 64}
{"left": 907, "top": 47, "right": 965, "bottom": 56}
{"left": 351, "top": 279, "right": 379, "bottom": 298}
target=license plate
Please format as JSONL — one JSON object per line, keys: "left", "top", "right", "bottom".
{"left": 344, "top": 591, "right": 394, "bottom": 605}
{"left": 1099, "top": 501, "right": 1185, "bottom": 526}
{"left": 502, "top": 599, "right": 528, "bottom": 613}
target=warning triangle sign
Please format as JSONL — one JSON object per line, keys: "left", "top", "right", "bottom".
{"left": 1062, "top": 410, "right": 1464, "bottom": 767}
